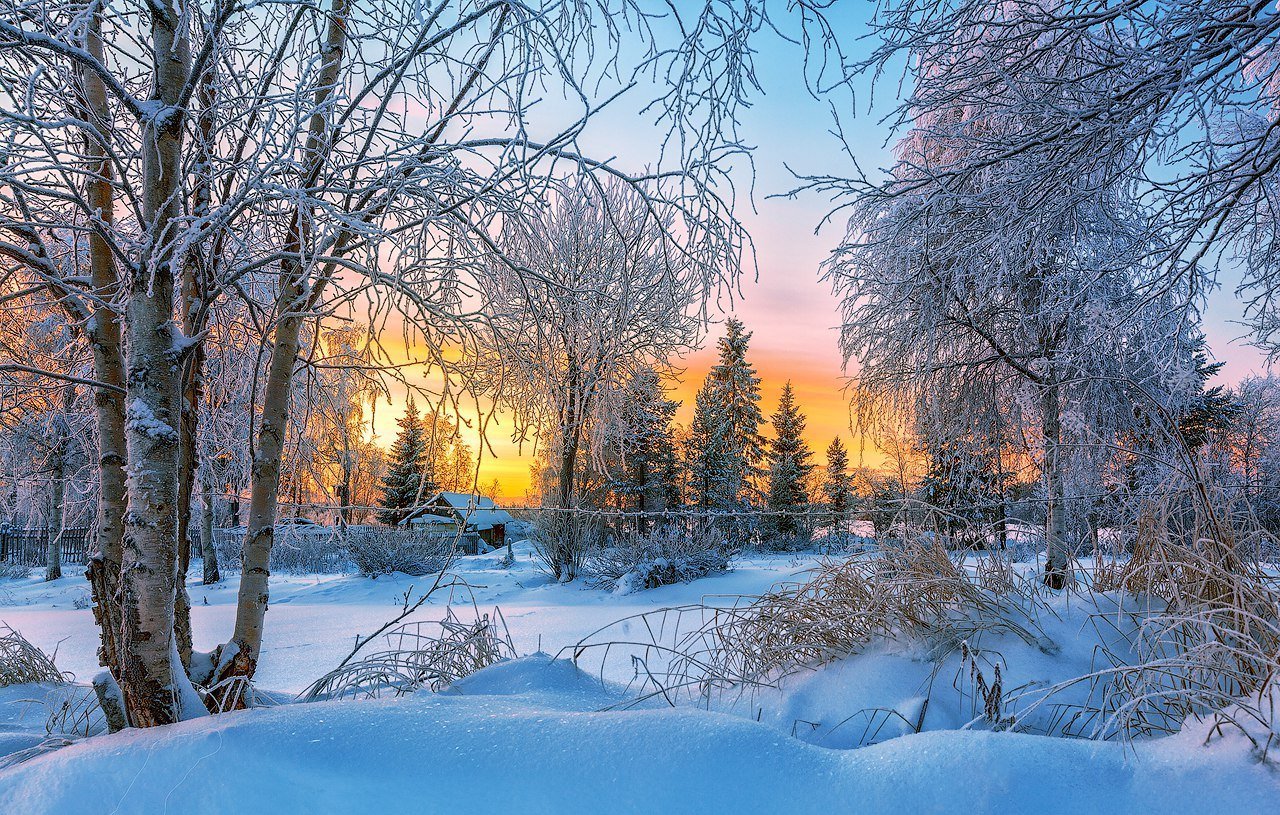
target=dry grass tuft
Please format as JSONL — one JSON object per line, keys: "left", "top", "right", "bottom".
{"left": 1060, "top": 492, "right": 1280, "bottom": 741}
{"left": 568, "top": 541, "right": 1054, "bottom": 709}
{"left": 43, "top": 685, "right": 105, "bottom": 737}
{"left": 299, "top": 606, "right": 515, "bottom": 701}
{"left": 0, "top": 625, "right": 68, "bottom": 687}
{"left": 705, "top": 542, "right": 1052, "bottom": 685}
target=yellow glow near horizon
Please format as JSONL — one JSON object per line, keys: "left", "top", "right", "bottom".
{"left": 366, "top": 334, "right": 880, "bottom": 501}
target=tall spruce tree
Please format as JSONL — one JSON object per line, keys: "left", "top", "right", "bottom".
{"left": 766, "top": 382, "right": 813, "bottom": 536}
{"left": 377, "top": 398, "right": 433, "bottom": 526}
{"left": 685, "top": 384, "right": 735, "bottom": 508}
{"left": 685, "top": 318, "right": 765, "bottom": 509}
{"left": 823, "top": 437, "right": 853, "bottom": 530}
{"left": 610, "top": 368, "right": 682, "bottom": 526}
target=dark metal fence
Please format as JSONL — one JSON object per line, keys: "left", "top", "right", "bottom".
{"left": 0, "top": 526, "right": 93, "bottom": 567}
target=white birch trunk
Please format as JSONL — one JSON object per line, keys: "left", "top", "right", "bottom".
{"left": 117, "top": 6, "right": 200, "bottom": 726}
{"left": 221, "top": 0, "right": 349, "bottom": 685}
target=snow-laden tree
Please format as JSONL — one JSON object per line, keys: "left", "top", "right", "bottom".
{"left": 685, "top": 318, "right": 767, "bottom": 513}
{"left": 918, "top": 429, "right": 1004, "bottom": 547}
{"left": 0, "top": 0, "right": 793, "bottom": 721}
{"left": 685, "top": 382, "right": 737, "bottom": 510}
{"left": 765, "top": 381, "right": 813, "bottom": 537}
{"left": 834, "top": 1, "right": 1280, "bottom": 358}
{"left": 824, "top": 11, "right": 1202, "bottom": 588}
{"left": 478, "top": 177, "right": 723, "bottom": 577}
{"left": 604, "top": 366, "right": 681, "bottom": 530}
{"left": 0, "top": 305, "right": 96, "bottom": 577}
{"left": 376, "top": 399, "right": 431, "bottom": 527}
{"left": 1212, "top": 376, "right": 1280, "bottom": 532}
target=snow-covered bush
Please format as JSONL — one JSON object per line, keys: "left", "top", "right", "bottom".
{"left": 813, "top": 529, "right": 876, "bottom": 556}
{"left": 585, "top": 524, "right": 737, "bottom": 593}
{"left": 214, "top": 525, "right": 348, "bottom": 574}
{"left": 757, "top": 530, "right": 816, "bottom": 553}
{"left": 344, "top": 528, "right": 454, "bottom": 578}
{"left": 0, "top": 559, "right": 30, "bottom": 580}
{"left": 529, "top": 510, "right": 604, "bottom": 582}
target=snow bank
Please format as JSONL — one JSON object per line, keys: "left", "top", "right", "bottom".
{"left": 1, "top": 656, "right": 1276, "bottom": 814}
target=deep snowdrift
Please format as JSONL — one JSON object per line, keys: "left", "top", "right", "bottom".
{"left": 1, "top": 655, "right": 1276, "bottom": 815}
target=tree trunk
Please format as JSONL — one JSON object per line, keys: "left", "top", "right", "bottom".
{"left": 338, "top": 457, "right": 353, "bottom": 531}
{"left": 1041, "top": 378, "right": 1071, "bottom": 589}
{"left": 44, "top": 433, "right": 66, "bottom": 582}
{"left": 219, "top": 0, "right": 350, "bottom": 690}
{"left": 223, "top": 306, "right": 304, "bottom": 683}
{"left": 200, "top": 470, "right": 220, "bottom": 585}
{"left": 78, "top": 8, "right": 128, "bottom": 702}
{"left": 117, "top": 6, "right": 202, "bottom": 726}
{"left": 172, "top": 32, "right": 222, "bottom": 671}
{"left": 556, "top": 402, "right": 582, "bottom": 582}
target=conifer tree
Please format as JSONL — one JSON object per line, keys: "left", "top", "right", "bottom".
{"left": 377, "top": 398, "right": 432, "bottom": 526}
{"left": 919, "top": 433, "right": 1003, "bottom": 545}
{"left": 685, "top": 317, "right": 766, "bottom": 510}
{"left": 610, "top": 368, "right": 682, "bottom": 525}
{"left": 823, "top": 437, "right": 853, "bottom": 530}
{"left": 766, "top": 382, "right": 813, "bottom": 535}
{"left": 685, "top": 384, "right": 735, "bottom": 509}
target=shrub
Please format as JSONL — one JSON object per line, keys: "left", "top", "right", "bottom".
{"left": 529, "top": 510, "right": 604, "bottom": 582}
{"left": 0, "top": 559, "right": 31, "bottom": 580}
{"left": 214, "top": 525, "right": 348, "bottom": 574}
{"left": 344, "top": 528, "right": 456, "bottom": 577}
{"left": 585, "top": 524, "right": 737, "bottom": 593}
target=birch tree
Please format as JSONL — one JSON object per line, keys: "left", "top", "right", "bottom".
{"left": 2, "top": 0, "right": 794, "bottom": 715}
{"left": 479, "top": 177, "right": 722, "bottom": 578}
{"left": 823, "top": 12, "right": 1200, "bottom": 588}
{"left": 836, "top": 1, "right": 1280, "bottom": 357}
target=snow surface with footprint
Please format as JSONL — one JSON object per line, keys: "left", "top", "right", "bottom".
{"left": 1, "top": 542, "right": 1277, "bottom": 813}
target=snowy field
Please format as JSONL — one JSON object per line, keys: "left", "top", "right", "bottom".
{"left": 1, "top": 544, "right": 1279, "bottom": 814}
{"left": 0, "top": 542, "right": 810, "bottom": 694}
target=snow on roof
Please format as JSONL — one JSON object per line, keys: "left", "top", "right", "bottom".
{"left": 398, "top": 512, "right": 457, "bottom": 528}
{"left": 429, "top": 492, "right": 513, "bottom": 531}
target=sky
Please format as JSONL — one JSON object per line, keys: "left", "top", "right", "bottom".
{"left": 371, "top": 3, "right": 1274, "bottom": 500}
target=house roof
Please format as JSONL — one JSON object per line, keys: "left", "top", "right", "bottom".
{"left": 399, "top": 512, "right": 457, "bottom": 528}
{"left": 430, "top": 492, "right": 513, "bottom": 531}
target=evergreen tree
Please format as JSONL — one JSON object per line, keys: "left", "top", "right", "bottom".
{"left": 1175, "top": 337, "right": 1240, "bottom": 450}
{"left": 609, "top": 368, "right": 681, "bottom": 523}
{"left": 685, "top": 317, "right": 766, "bottom": 510}
{"left": 766, "top": 382, "right": 813, "bottom": 536}
{"left": 685, "top": 383, "right": 735, "bottom": 508}
{"left": 377, "top": 398, "right": 433, "bottom": 525}
{"left": 918, "top": 432, "right": 1004, "bottom": 545}
{"left": 823, "top": 437, "right": 853, "bottom": 530}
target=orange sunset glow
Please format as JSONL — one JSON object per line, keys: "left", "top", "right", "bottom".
{"left": 369, "top": 318, "right": 872, "bottom": 500}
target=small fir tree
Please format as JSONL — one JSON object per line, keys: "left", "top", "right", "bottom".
{"left": 823, "top": 437, "right": 853, "bottom": 530}
{"left": 609, "top": 368, "right": 681, "bottom": 525}
{"left": 684, "top": 317, "right": 766, "bottom": 510}
{"left": 918, "top": 433, "right": 1004, "bottom": 545}
{"left": 765, "top": 382, "right": 813, "bottom": 536}
{"left": 685, "top": 383, "right": 736, "bottom": 508}
{"left": 377, "top": 398, "right": 432, "bottom": 525}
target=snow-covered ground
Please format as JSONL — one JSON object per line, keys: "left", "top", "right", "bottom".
{"left": 0, "top": 543, "right": 827, "bottom": 693}
{"left": 1, "top": 543, "right": 1278, "bottom": 813}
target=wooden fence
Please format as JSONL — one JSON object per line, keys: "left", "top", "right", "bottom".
{"left": 0, "top": 526, "right": 93, "bottom": 567}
